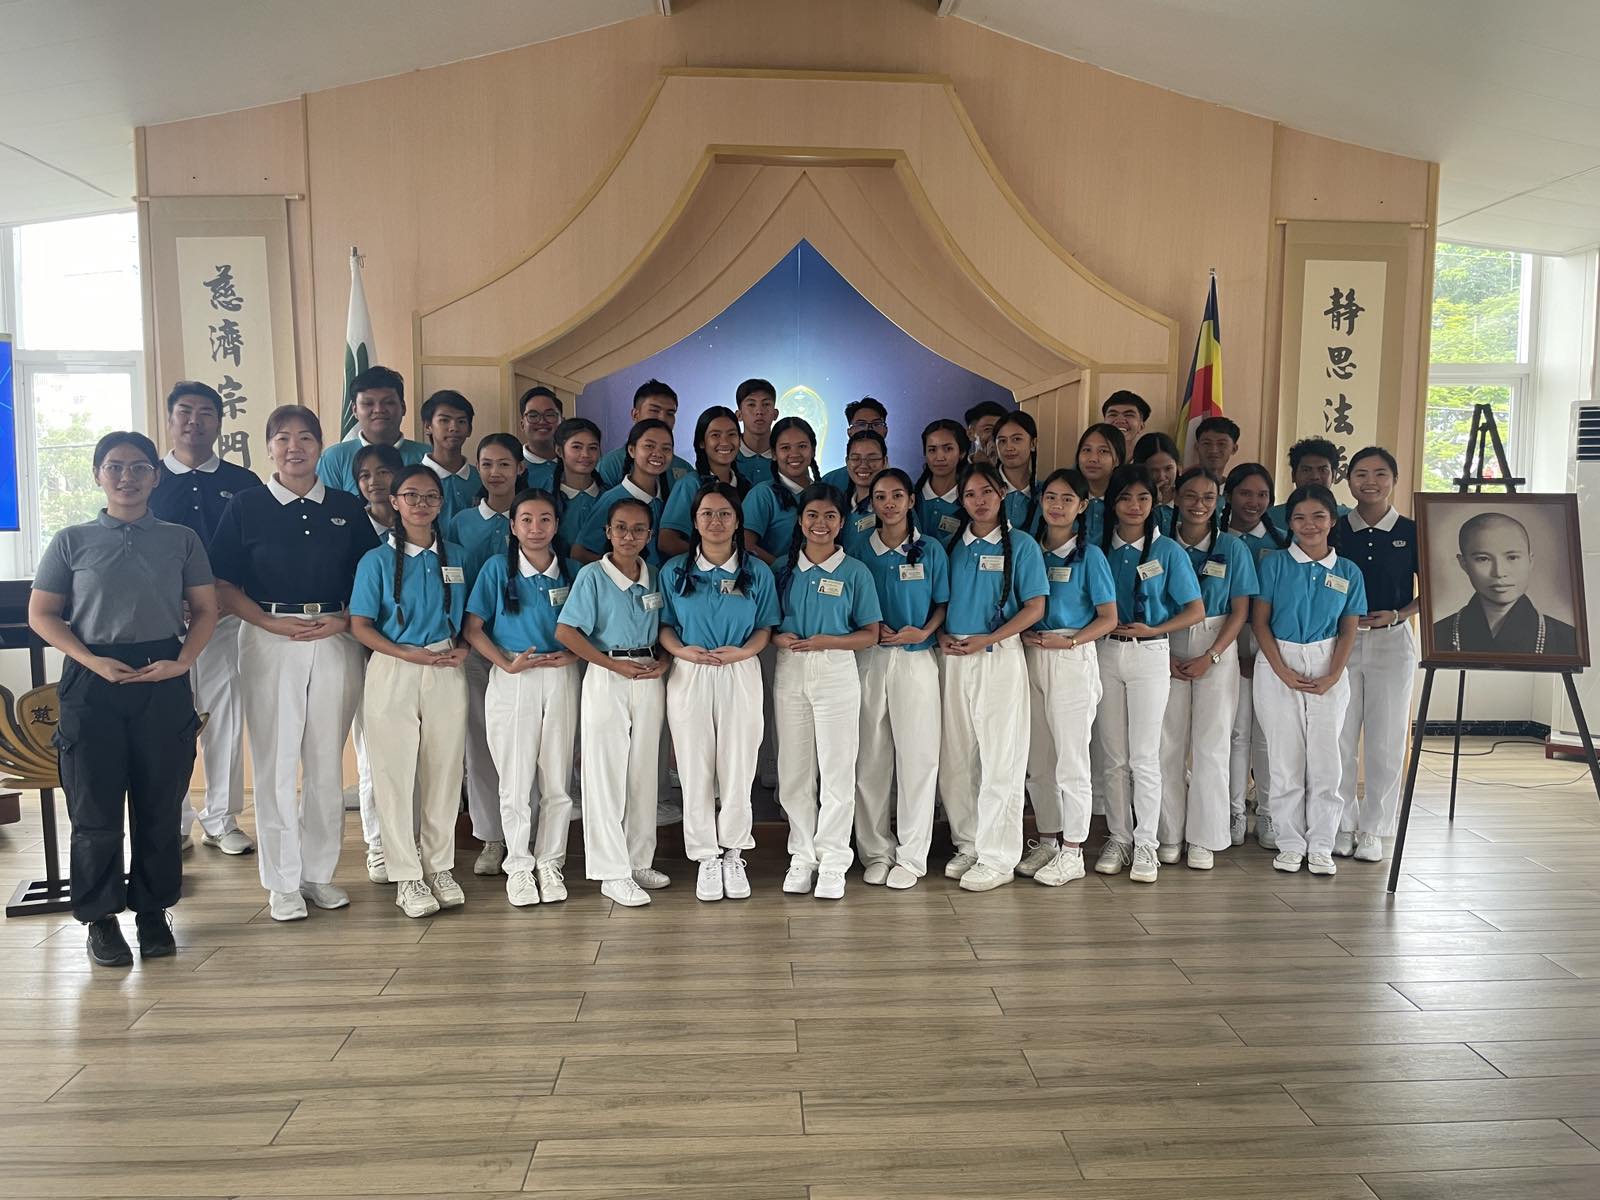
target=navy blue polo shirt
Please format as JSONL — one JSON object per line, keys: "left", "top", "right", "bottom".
{"left": 1333, "top": 507, "right": 1417, "bottom": 613}
{"left": 208, "top": 478, "right": 379, "bottom": 605}
{"left": 149, "top": 453, "right": 263, "bottom": 545}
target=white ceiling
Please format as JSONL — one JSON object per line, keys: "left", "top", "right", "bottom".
{"left": 4, "top": 0, "right": 1600, "bottom": 254}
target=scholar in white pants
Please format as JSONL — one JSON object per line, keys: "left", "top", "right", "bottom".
{"left": 1253, "top": 639, "right": 1350, "bottom": 858}
{"left": 855, "top": 645, "right": 941, "bottom": 876}
{"left": 775, "top": 647, "right": 860, "bottom": 875}
{"left": 1025, "top": 635, "right": 1101, "bottom": 844}
{"left": 464, "top": 650, "right": 504, "bottom": 843}
{"left": 1099, "top": 636, "right": 1173, "bottom": 851}
{"left": 1337, "top": 621, "right": 1418, "bottom": 837}
{"left": 1159, "top": 615, "right": 1239, "bottom": 851}
{"left": 485, "top": 663, "right": 578, "bottom": 873}
{"left": 183, "top": 613, "right": 246, "bottom": 838}
{"left": 1230, "top": 627, "right": 1270, "bottom": 823}
{"left": 580, "top": 667, "right": 665, "bottom": 881}
{"left": 668, "top": 658, "right": 762, "bottom": 862}
{"left": 940, "top": 636, "right": 1028, "bottom": 873}
{"left": 363, "top": 654, "right": 468, "bottom": 883}
{"left": 238, "top": 621, "right": 363, "bottom": 894}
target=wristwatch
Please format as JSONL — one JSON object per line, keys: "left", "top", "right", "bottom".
{"left": 1209, "top": 651, "right": 1222, "bottom": 664}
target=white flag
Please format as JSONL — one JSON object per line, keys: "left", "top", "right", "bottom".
{"left": 342, "top": 247, "right": 374, "bottom": 439}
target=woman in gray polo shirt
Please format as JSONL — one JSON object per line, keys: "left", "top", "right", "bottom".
{"left": 29, "top": 431, "right": 218, "bottom": 967}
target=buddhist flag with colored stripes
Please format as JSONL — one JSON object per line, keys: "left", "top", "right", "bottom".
{"left": 342, "top": 247, "right": 374, "bottom": 440}
{"left": 1176, "top": 274, "right": 1222, "bottom": 464}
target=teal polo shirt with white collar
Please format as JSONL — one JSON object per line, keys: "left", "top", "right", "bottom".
{"left": 522, "top": 448, "right": 556, "bottom": 493}
{"left": 944, "top": 525, "right": 1049, "bottom": 637}
{"left": 1175, "top": 528, "right": 1259, "bottom": 618}
{"left": 1255, "top": 543, "right": 1368, "bottom": 644}
{"left": 577, "top": 475, "right": 667, "bottom": 566}
{"left": 465, "top": 548, "right": 570, "bottom": 656}
{"left": 777, "top": 547, "right": 882, "bottom": 638}
{"left": 449, "top": 500, "right": 510, "bottom": 590}
{"left": 736, "top": 442, "right": 775, "bottom": 486}
{"left": 858, "top": 531, "right": 950, "bottom": 651}
{"left": 557, "top": 554, "right": 662, "bottom": 652}
{"left": 350, "top": 537, "right": 467, "bottom": 647}
{"left": 317, "top": 432, "right": 429, "bottom": 496}
{"left": 595, "top": 447, "right": 694, "bottom": 491}
{"left": 1105, "top": 528, "right": 1203, "bottom": 625}
{"left": 742, "top": 473, "right": 809, "bottom": 559}
{"left": 916, "top": 482, "right": 962, "bottom": 546}
{"left": 660, "top": 551, "right": 780, "bottom": 648}
{"left": 1037, "top": 536, "right": 1117, "bottom": 631}
{"left": 421, "top": 455, "right": 481, "bottom": 526}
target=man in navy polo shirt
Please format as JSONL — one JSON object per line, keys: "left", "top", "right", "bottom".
{"left": 149, "top": 381, "right": 263, "bottom": 856}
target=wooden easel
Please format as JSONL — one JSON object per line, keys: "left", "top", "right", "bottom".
{"left": 1388, "top": 404, "right": 1600, "bottom": 891}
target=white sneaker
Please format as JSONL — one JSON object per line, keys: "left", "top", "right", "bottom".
{"left": 536, "top": 864, "right": 568, "bottom": 902}
{"left": 1333, "top": 830, "right": 1356, "bottom": 858}
{"left": 1130, "top": 845, "right": 1159, "bottom": 884}
{"left": 1017, "top": 840, "right": 1059, "bottom": 878}
{"left": 1095, "top": 839, "right": 1132, "bottom": 875}
{"left": 1256, "top": 808, "right": 1278, "bottom": 850}
{"left": 813, "top": 871, "right": 846, "bottom": 900}
{"left": 396, "top": 878, "right": 440, "bottom": 918}
{"left": 1308, "top": 853, "right": 1337, "bottom": 876}
{"left": 1230, "top": 811, "right": 1247, "bottom": 846}
{"left": 179, "top": 832, "right": 194, "bottom": 853}
{"left": 427, "top": 870, "right": 465, "bottom": 909}
{"left": 1273, "top": 851, "right": 1304, "bottom": 873}
{"left": 366, "top": 849, "right": 389, "bottom": 884}
{"left": 943, "top": 852, "right": 978, "bottom": 879}
{"left": 203, "top": 828, "right": 255, "bottom": 855}
{"left": 632, "top": 867, "right": 671, "bottom": 890}
{"left": 958, "top": 863, "right": 1013, "bottom": 892}
{"left": 474, "top": 840, "right": 507, "bottom": 876}
{"left": 696, "top": 858, "right": 724, "bottom": 902}
{"left": 1034, "top": 847, "right": 1085, "bottom": 887}
{"left": 862, "top": 862, "right": 891, "bottom": 886}
{"left": 507, "top": 870, "right": 541, "bottom": 907}
{"left": 1186, "top": 846, "right": 1214, "bottom": 870}
{"left": 782, "top": 863, "right": 815, "bottom": 894}
{"left": 722, "top": 854, "right": 751, "bottom": 899}
{"left": 601, "top": 877, "right": 651, "bottom": 907}
{"left": 886, "top": 865, "right": 919, "bottom": 889}
{"left": 268, "top": 890, "right": 307, "bottom": 922}
{"left": 1354, "top": 833, "right": 1384, "bottom": 862}
{"left": 1157, "top": 842, "right": 1182, "bottom": 865}
{"left": 298, "top": 882, "right": 349, "bottom": 910}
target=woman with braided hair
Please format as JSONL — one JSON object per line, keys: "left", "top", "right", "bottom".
{"left": 658, "top": 406, "right": 750, "bottom": 559}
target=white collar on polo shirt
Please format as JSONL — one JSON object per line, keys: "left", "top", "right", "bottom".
{"left": 695, "top": 550, "right": 738, "bottom": 572}
{"left": 1044, "top": 535, "right": 1078, "bottom": 558}
{"left": 422, "top": 455, "right": 472, "bottom": 481}
{"left": 401, "top": 539, "right": 439, "bottom": 558}
{"left": 268, "top": 477, "right": 326, "bottom": 505}
{"left": 868, "top": 531, "right": 914, "bottom": 557}
{"left": 620, "top": 475, "right": 655, "bottom": 503}
{"left": 518, "top": 550, "right": 562, "bottom": 579}
{"left": 921, "top": 481, "right": 958, "bottom": 503}
{"left": 1239, "top": 520, "right": 1268, "bottom": 538}
{"left": 961, "top": 525, "right": 1003, "bottom": 547}
{"left": 1113, "top": 528, "right": 1162, "bottom": 551}
{"left": 477, "top": 500, "right": 506, "bottom": 521}
{"left": 523, "top": 447, "right": 551, "bottom": 466}
{"left": 1347, "top": 506, "right": 1399, "bottom": 533}
{"left": 600, "top": 554, "right": 651, "bottom": 592}
{"left": 795, "top": 548, "right": 846, "bottom": 573}
{"left": 358, "top": 431, "right": 406, "bottom": 450}
{"left": 776, "top": 472, "right": 806, "bottom": 495}
{"left": 163, "top": 452, "right": 219, "bottom": 475}
{"left": 1289, "top": 543, "right": 1338, "bottom": 568}
{"left": 738, "top": 441, "right": 772, "bottom": 460}
{"left": 561, "top": 482, "right": 600, "bottom": 499}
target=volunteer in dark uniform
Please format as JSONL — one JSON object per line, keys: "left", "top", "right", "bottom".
{"left": 29, "top": 431, "right": 217, "bottom": 967}
{"left": 149, "top": 381, "right": 262, "bottom": 856}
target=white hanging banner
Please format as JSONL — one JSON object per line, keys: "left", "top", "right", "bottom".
{"left": 1294, "top": 258, "right": 1387, "bottom": 487}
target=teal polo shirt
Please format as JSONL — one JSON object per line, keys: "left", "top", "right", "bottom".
{"left": 350, "top": 538, "right": 468, "bottom": 647}
{"left": 1255, "top": 544, "right": 1368, "bottom": 644}
{"left": 777, "top": 549, "right": 883, "bottom": 638}
{"left": 557, "top": 555, "right": 662, "bottom": 652}
{"left": 422, "top": 455, "right": 480, "bottom": 526}
{"left": 465, "top": 550, "right": 571, "bottom": 656}
{"left": 449, "top": 501, "right": 510, "bottom": 591}
{"left": 1175, "top": 528, "right": 1259, "bottom": 618}
{"left": 736, "top": 443, "right": 775, "bottom": 486}
{"left": 1038, "top": 538, "right": 1117, "bottom": 630}
{"left": 1104, "top": 530, "right": 1203, "bottom": 625}
{"left": 858, "top": 532, "right": 950, "bottom": 652}
{"left": 577, "top": 477, "right": 667, "bottom": 566}
{"left": 595, "top": 447, "right": 694, "bottom": 491}
{"left": 944, "top": 527, "right": 1049, "bottom": 637}
{"left": 659, "top": 552, "right": 780, "bottom": 648}
{"left": 317, "top": 434, "right": 429, "bottom": 496}
{"left": 916, "top": 483, "right": 962, "bottom": 546}
{"left": 742, "top": 474, "right": 808, "bottom": 559}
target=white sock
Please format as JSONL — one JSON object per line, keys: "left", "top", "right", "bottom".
{"left": 1038, "top": 835, "right": 1060, "bottom": 849}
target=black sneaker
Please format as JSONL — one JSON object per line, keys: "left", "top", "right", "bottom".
{"left": 86, "top": 917, "right": 133, "bottom": 967}
{"left": 135, "top": 910, "right": 176, "bottom": 959}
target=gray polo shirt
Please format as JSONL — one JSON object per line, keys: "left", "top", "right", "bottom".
{"left": 33, "top": 511, "right": 214, "bottom": 645}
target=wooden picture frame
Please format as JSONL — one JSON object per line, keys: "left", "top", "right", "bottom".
{"left": 1416, "top": 491, "right": 1589, "bottom": 671}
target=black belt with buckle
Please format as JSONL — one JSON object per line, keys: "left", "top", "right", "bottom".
{"left": 1108, "top": 633, "right": 1166, "bottom": 643}
{"left": 263, "top": 602, "right": 345, "bottom": 616}
{"left": 606, "top": 647, "right": 656, "bottom": 659}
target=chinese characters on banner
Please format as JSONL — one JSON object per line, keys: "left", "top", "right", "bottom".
{"left": 1294, "top": 258, "right": 1387, "bottom": 494}
{"left": 174, "top": 237, "right": 278, "bottom": 470}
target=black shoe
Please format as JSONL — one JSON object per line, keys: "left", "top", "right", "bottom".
{"left": 135, "top": 910, "right": 176, "bottom": 958}
{"left": 86, "top": 917, "right": 133, "bottom": 967}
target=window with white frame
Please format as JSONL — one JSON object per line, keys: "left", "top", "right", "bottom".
{"left": 2, "top": 211, "right": 145, "bottom": 567}
{"left": 1425, "top": 242, "right": 1535, "bottom": 491}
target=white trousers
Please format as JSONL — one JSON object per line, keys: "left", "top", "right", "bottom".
{"left": 1099, "top": 636, "right": 1173, "bottom": 850}
{"left": 1230, "top": 628, "right": 1270, "bottom": 821}
{"left": 485, "top": 662, "right": 578, "bottom": 873}
{"left": 183, "top": 613, "right": 245, "bottom": 838}
{"left": 1254, "top": 639, "right": 1350, "bottom": 858}
{"left": 1024, "top": 636, "right": 1101, "bottom": 843}
{"left": 668, "top": 658, "right": 762, "bottom": 862}
{"left": 940, "top": 636, "right": 1028, "bottom": 873}
{"left": 756, "top": 642, "right": 779, "bottom": 787}
{"left": 855, "top": 646, "right": 941, "bottom": 875}
{"left": 1159, "top": 615, "right": 1239, "bottom": 851}
{"left": 580, "top": 666, "right": 665, "bottom": 880}
{"left": 1337, "top": 621, "right": 1418, "bottom": 837}
{"left": 464, "top": 650, "right": 503, "bottom": 841}
{"left": 238, "top": 622, "right": 363, "bottom": 893}
{"left": 363, "top": 654, "right": 467, "bottom": 883}
{"left": 775, "top": 648, "right": 860, "bottom": 875}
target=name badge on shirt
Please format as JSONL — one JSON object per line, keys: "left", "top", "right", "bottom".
{"left": 1201, "top": 560, "right": 1228, "bottom": 579}
{"left": 1392, "top": 539, "right": 1409, "bottom": 549}
{"left": 817, "top": 578, "right": 846, "bottom": 597}
{"left": 1324, "top": 573, "right": 1350, "bottom": 594}
{"left": 442, "top": 566, "right": 465, "bottom": 585}
{"left": 548, "top": 586, "right": 569, "bottom": 606}
{"left": 330, "top": 517, "right": 347, "bottom": 526}
{"left": 641, "top": 591, "right": 665, "bottom": 611}
{"left": 855, "top": 515, "right": 875, "bottom": 532}
{"left": 219, "top": 490, "right": 234, "bottom": 500}
{"left": 1136, "top": 559, "right": 1164, "bottom": 581}
{"left": 979, "top": 555, "right": 1005, "bottom": 572}
{"left": 899, "top": 563, "right": 925, "bottom": 582}
{"left": 938, "top": 515, "right": 960, "bottom": 533}
{"left": 719, "top": 578, "right": 741, "bottom": 595}
{"left": 1048, "top": 565, "right": 1073, "bottom": 584}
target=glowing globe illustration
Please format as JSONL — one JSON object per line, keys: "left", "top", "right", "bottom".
{"left": 779, "top": 385, "right": 828, "bottom": 457}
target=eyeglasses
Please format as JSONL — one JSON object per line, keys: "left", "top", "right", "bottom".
{"left": 849, "top": 418, "right": 888, "bottom": 433}
{"left": 847, "top": 456, "right": 886, "bottom": 470}
{"left": 698, "top": 509, "right": 737, "bottom": 522}
{"left": 610, "top": 524, "right": 652, "bottom": 539}
{"left": 99, "top": 462, "right": 157, "bottom": 480}
{"left": 394, "top": 492, "right": 443, "bottom": 508}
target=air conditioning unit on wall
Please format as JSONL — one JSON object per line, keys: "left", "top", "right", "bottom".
{"left": 1548, "top": 403, "right": 1600, "bottom": 755}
